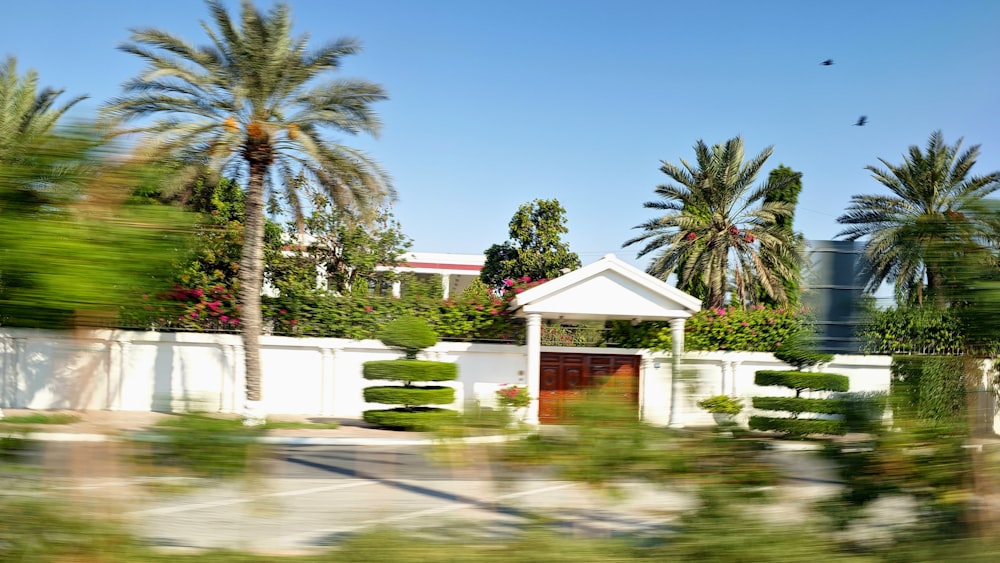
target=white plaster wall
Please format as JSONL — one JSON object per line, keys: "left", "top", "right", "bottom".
{"left": 652, "top": 351, "right": 895, "bottom": 427}
{"left": 0, "top": 328, "right": 907, "bottom": 428}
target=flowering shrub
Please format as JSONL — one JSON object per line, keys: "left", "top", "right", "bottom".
{"left": 121, "top": 283, "right": 241, "bottom": 331}
{"left": 496, "top": 384, "right": 531, "bottom": 408}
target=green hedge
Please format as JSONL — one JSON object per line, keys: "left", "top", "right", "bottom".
{"left": 362, "top": 360, "right": 458, "bottom": 382}
{"left": 752, "top": 397, "right": 847, "bottom": 415}
{"left": 362, "top": 407, "right": 461, "bottom": 431}
{"left": 748, "top": 416, "right": 847, "bottom": 436}
{"left": 363, "top": 386, "right": 455, "bottom": 406}
{"left": 607, "top": 305, "right": 808, "bottom": 352}
{"left": 891, "top": 355, "right": 969, "bottom": 424}
{"left": 754, "top": 370, "right": 849, "bottom": 392}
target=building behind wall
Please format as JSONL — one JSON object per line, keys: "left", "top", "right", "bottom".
{"left": 385, "top": 252, "right": 485, "bottom": 299}
{"left": 802, "top": 240, "right": 865, "bottom": 354}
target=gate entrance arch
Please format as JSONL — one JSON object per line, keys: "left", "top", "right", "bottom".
{"left": 508, "top": 254, "right": 701, "bottom": 426}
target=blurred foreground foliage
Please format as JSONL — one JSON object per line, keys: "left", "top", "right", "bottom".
{"left": 0, "top": 123, "right": 196, "bottom": 328}
{"left": 132, "top": 412, "right": 269, "bottom": 478}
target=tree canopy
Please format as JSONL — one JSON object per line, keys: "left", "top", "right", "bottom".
{"left": 481, "top": 198, "right": 580, "bottom": 289}
{"left": 836, "top": 130, "right": 1000, "bottom": 308}
{"left": 102, "top": 0, "right": 393, "bottom": 412}
{"left": 624, "top": 137, "right": 801, "bottom": 309}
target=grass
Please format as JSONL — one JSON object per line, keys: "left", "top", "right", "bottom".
{"left": 0, "top": 413, "right": 80, "bottom": 425}
{"left": 133, "top": 413, "right": 270, "bottom": 478}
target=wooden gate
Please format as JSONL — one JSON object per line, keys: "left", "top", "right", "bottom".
{"left": 538, "top": 352, "right": 640, "bottom": 424}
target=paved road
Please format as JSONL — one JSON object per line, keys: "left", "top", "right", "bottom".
{"left": 2, "top": 440, "right": 843, "bottom": 554}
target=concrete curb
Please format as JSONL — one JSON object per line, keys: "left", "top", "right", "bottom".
{"left": 3, "top": 431, "right": 528, "bottom": 447}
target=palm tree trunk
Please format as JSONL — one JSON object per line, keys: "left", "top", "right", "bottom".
{"left": 927, "top": 266, "right": 946, "bottom": 308}
{"left": 239, "top": 158, "right": 268, "bottom": 411}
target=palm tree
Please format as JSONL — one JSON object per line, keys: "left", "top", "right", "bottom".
{"left": 0, "top": 55, "right": 86, "bottom": 161}
{"left": 623, "top": 137, "right": 800, "bottom": 310}
{"left": 836, "top": 131, "right": 1000, "bottom": 308}
{"left": 102, "top": 0, "right": 394, "bottom": 421}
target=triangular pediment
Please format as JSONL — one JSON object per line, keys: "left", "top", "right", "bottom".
{"left": 508, "top": 254, "right": 701, "bottom": 321}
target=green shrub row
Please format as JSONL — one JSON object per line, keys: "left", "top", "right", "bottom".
{"left": 262, "top": 275, "right": 522, "bottom": 342}
{"left": 607, "top": 305, "right": 809, "bottom": 352}
{"left": 751, "top": 397, "right": 847, "bottom": 415}
{"left": 890, "top": 355, "right": 971, "bottom": 424}
{"left": 362, "top": 407, "right": 461, "bottom": 431}
{"left": 362, "top": 360, "right": 458, "bottom": 382}
{"left": 858, "top": 305, "right": 972, "bottom": 356}
{"left": 754, "top": 370, "right": 849, "bottom": 392}
{"left": 363, "top": 386, "right": 455, "bottom": 406}
{"left": 748, "top": 416, "right": 847, "bottom": 436}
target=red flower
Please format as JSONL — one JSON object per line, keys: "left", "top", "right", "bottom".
{"left": 743, "top": 232, "right": 755, "bottom": 243}
{"left": 685, "top": 232, "right": 697, "bottom": 241}
{"left": 364, "top": 305, "right": 373, "bottom": 313}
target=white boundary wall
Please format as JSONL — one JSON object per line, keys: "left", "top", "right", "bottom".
{"left": 0, "top": 328, "right": 900, "bottom": 427}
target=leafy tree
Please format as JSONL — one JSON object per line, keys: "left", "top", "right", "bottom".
{"left": 0, "top": 124, "right": 194, "bottom": 328}
{"left": 267, "top": 185, "right": 410, "bottom": 298}
{"left": 0, "top": 55, "right": 86, "bottom": 162}
{"left": 481, "top": 198, "right": 580, "bottom": 289}
{"left": 103, "top": 0, "right": 393, "bottom": 418}
{"left": 623, "top": 137, "right": 801, "bottom": 309}
{"left": 759, "top": 165, "right": 804, "bottom": 306}
{"left": 836, "top": 131, "right": 1000, "bottom": 308}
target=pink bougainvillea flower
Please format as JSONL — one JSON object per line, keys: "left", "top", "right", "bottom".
{"left": 503, "top": 279, "right": 514, "bottom": 287}
{"left": 514, "top": 288, "right": 524, "bottom": 294}
{"left": 364, "top": 306, "right": 373, "bottom": 313}
{"left": 190, "top": 311, "right": 199, "bottom": 318}
{"left": 192, "top": 289, "right": 204, "bottom": 298}
{"left": 220, "top": 315, "right": 229, "bottom": 323}
{"left": 520, "top": 276, "right": 531, "bottom": 282}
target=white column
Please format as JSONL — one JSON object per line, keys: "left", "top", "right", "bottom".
{"left": 320, "top": 347, "right": 336, "bottom": 416}
{"left": 441, "top": 274, "right": 451, "bottom": 299}
{"left": 525, "top": 313, "right": 542, "bottom": 425}
{"left": 640, "top": 356, "right": 655, "bottom": 423}
{"left": 668, "top": 318, "right": 686, "bottom": 428}
{"left": 109, "top": 341, "right": 129, "bottom": 411}
{"left": 220, "top": 344, "right": 237, "bottom": 413}
{"left": 391, "top": 280, "right": 401, "bottom": 298}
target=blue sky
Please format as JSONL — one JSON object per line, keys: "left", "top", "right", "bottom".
{"left": 5, "top": 0, "right": 999, "bottom": 271}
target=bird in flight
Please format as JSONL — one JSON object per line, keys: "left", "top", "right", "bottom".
{"left": 821, "top": 59, "right": 834, "bottom": 66}
{"left": 854, "top": 116, "right": 868, "bottom": 126}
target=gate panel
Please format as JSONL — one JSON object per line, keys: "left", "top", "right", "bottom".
{"left": 538, "top": 352, "right": 638, "bottom": 424}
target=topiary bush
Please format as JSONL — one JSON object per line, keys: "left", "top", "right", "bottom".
{"left": 362, "top": 407, "right": 461, "bottom": 431}
{"left": 363, "top": 386, "right": 455, "bottom": 407}
{"left": 773, "top": 331, "right": 834, "bottom": 371}
{"left": 362, "top": 316, "right": 459, "bottom": 431}
{"left": 362, "top": 360, "right": 458, "bottom": 382}
{"left": 750, "top": 351, "right": 851, "bottom": 436}
{"left": 753, "top": 370, "right": 849, "bottom": 393}
{"left": 379, "top": 315, "right": 439, "bottom": 359}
